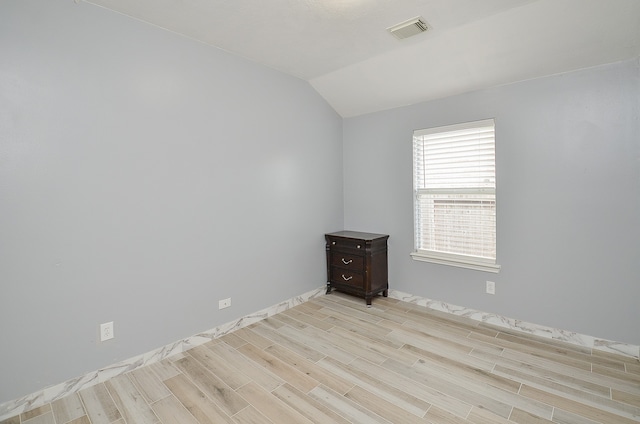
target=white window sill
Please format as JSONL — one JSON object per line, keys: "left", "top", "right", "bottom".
{"left": 410, "top": 251, "right": 501, "bottom": 273}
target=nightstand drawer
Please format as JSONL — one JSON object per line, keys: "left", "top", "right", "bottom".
{"left": 327, "top": 238, "right": 366, "bottom": 254}
{"left": 330, "top": 253, "right": 364, "bottom": 270}
{"left": 329, "top": 269, "right": 364, "bottom": 288}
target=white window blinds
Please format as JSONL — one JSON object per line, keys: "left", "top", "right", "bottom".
{"left": 412, "top": 119, "right": 499, "bottom": 272}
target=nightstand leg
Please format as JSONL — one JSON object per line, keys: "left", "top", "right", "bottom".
{"left": 365, "top": 296, "right": 372, "bottom": 307}
{"left": 383, "top": 289, "right": 388, "bottom": 297}
{"left": 326, "top": 283, "right": 332, "bottom": 294}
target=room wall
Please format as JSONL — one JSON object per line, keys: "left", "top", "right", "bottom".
{"left": 0, "top": 0, "right": 343, "bottom": 403}
{"left": 343, "top": 59, "right": 640, "bottom": 346}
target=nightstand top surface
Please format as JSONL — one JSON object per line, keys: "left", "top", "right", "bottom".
{"left": 325, "top": 231, "right": 389, "bottom": 241}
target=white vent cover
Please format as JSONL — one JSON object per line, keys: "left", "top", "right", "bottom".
{"left": 387, "top": 16, "right": 429, "bottom": 40}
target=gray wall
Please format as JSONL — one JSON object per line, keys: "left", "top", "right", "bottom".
{"left": 0, "top": 1, "right": 343, "bottom": 403}
{"left": 344, "top": 59, "right": 640, "bottom": 345}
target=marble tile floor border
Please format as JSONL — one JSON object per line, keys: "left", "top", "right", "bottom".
{"left": 0, "top": 287, "right": 326, "bottom": 421}
{"left": 1, "top": 286, "right": 638, "bottom": 421}
{"left": 389, "top": 289, "right": 640, "bottom": 360}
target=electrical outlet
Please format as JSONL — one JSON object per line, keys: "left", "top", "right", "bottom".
{"left": 486, "top": 281, "right": 496, "bottom": 295}
{"left": 100, "top": 321, "right": 114, "bottom": 341}
{"left": 218, "top": 298, "right": 231, "bottom": 309}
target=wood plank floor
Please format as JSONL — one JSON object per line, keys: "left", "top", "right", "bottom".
{"left": 3, "top": 292, "right": 639, "bottom": 423}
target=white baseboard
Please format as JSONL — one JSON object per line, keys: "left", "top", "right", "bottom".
{"left": 2, "top": 286, "right": 637, "bottom": 421}
{"left": 0, "top": 287, "right": 326, "bottom": 421}
{"left": 388, "top": 289, "right": 640, "bottom": 360}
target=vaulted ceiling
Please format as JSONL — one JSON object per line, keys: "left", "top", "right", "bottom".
{"left": 85, "top": 0, "right": 640, "bottom": 117}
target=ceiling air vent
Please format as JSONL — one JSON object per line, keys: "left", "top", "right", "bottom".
{"left": 387, "top": 16, "right": 429, "bottom": 40}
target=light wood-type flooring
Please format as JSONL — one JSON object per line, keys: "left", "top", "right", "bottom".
{"left": 3, "top": 292, "right": 639, "bottom": 423}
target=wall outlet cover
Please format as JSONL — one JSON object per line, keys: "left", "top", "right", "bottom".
{"left": 486, "top": 281, "right": 496, "bottom": 295}
{"left": 100, "top": 321, "right": 114, "bottom": 341}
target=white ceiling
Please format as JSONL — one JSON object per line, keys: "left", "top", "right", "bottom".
{"left": 85, "top": 0, "right": 640, "bottom": 117}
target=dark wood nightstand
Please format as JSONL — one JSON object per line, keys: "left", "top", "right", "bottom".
{"left": 325, "top": 231, "right": 389, "bottom": 306}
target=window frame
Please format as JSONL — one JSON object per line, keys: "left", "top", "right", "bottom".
{"left": 410, "top": 119, "right": 501, "bottom": 273}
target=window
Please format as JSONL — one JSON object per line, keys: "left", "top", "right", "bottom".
{"left": 411, "top": 119, "right": 500, "bottom": 273}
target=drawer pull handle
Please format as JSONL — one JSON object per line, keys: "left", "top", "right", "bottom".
{"left": 357, "top": 245, "right": 361, "bottom": 249}
{"left": 341, "top": 258, "right": 352, "bottom": 265}
{"left": 341, "top": 274, "right": 353, "bottom": 281}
